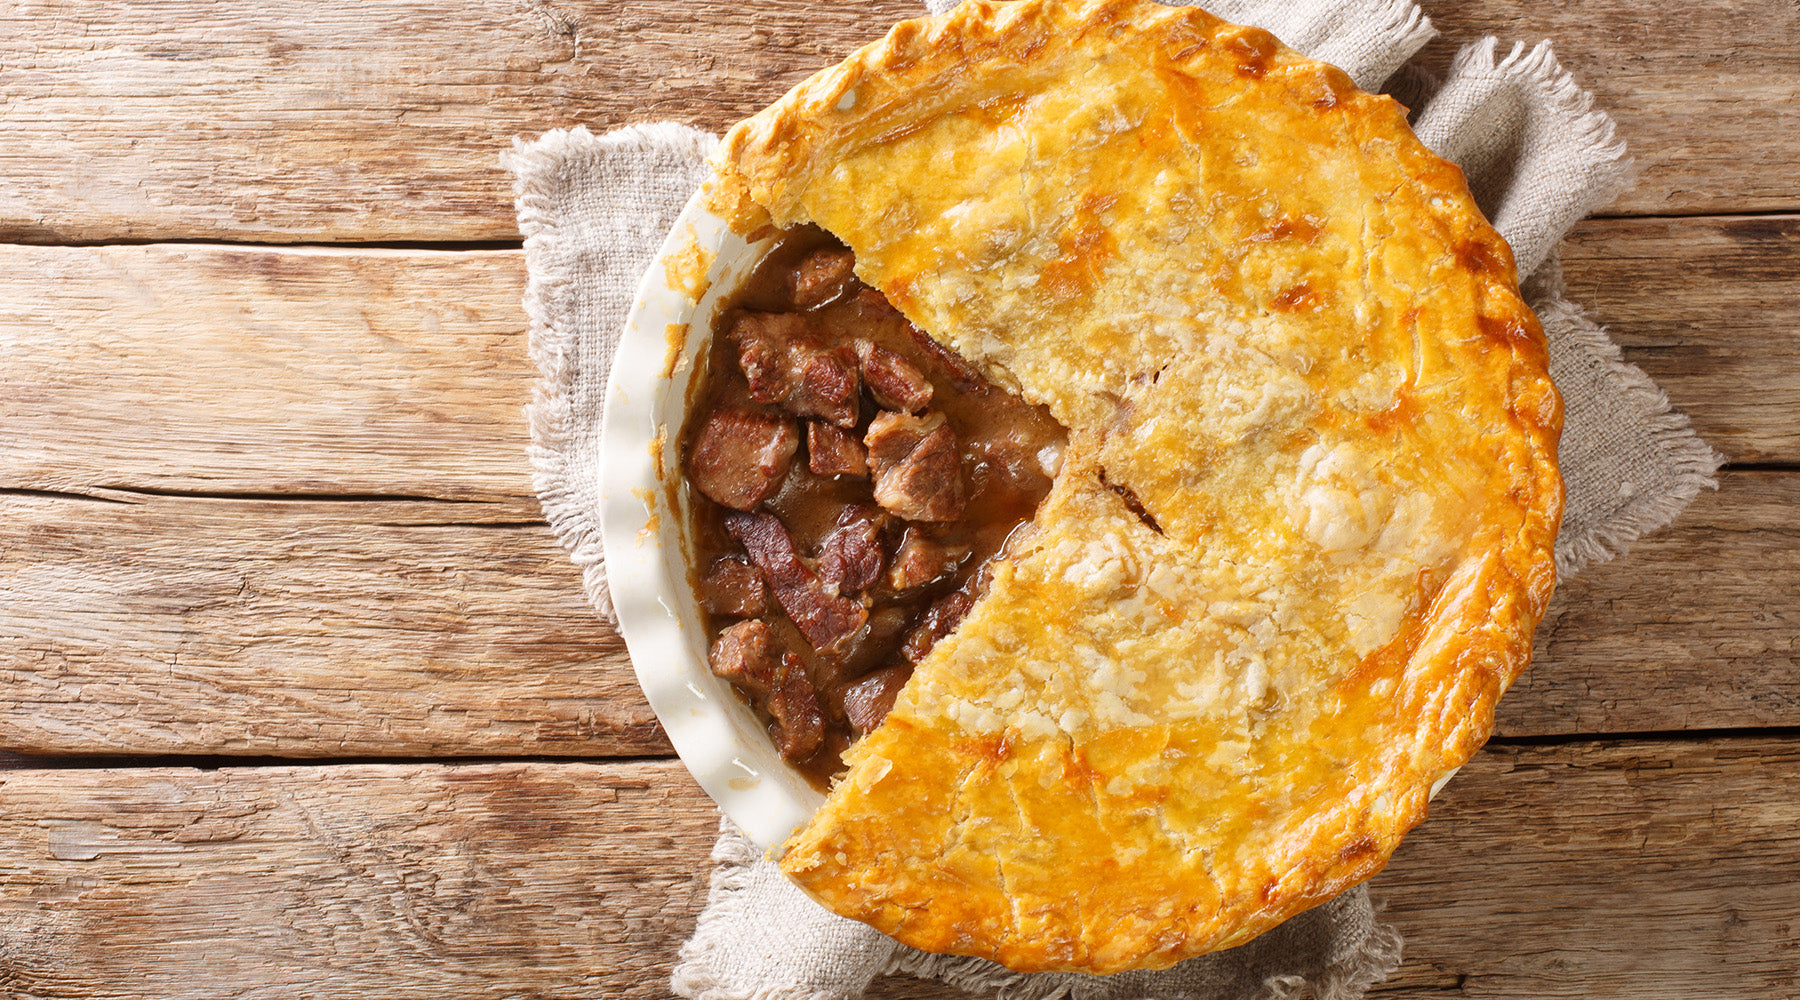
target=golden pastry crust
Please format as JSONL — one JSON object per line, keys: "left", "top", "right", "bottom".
{"left": 708, "top": 0, "right": 1562, "bottom": 974}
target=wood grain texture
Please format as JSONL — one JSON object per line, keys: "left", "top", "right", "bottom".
{"left": 1414, "top": 0, "right": 1800, "bottom": 218}
{"left": 1, "top": 0, "right": 1794, "bottom": 244}
{"left": 0, "top": 761, "right": 714, "bottom": 999}
{"left": 2, "top": 473, "right": 1793, "bottom": 755}
{"left": 1369, "top": 738, "right": 1800, "bottom": 998}
{"left": 0, "top": 492, "right": 654, "bottom": 757}
{"left": 1560, "top": 214, "right": 1800, "bottom": 466}
{"left": 0, "top": 245, "right": 537, "bottom": 506}
{"left": 1, "top": 216, "right": 1788, "bottom": 511}
{"left": 1, "top": 0, "right": 1788, "bottom": 993}
{"left": 1, "top": 743, "right": 1794, "bottom": 999}
{"left": 0, "top": 0, "right": 918, "bottom": 243}
{"left": 1497, "top": 469, "right": 1800, "bottom": 737}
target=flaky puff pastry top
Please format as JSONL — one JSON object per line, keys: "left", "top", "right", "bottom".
{"left": 704, "top": 0, "right": 1562, "bottom": 975}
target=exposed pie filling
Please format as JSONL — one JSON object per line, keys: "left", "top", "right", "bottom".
{"left": 682, "top": 227, "right": 1067, "bottom": 785}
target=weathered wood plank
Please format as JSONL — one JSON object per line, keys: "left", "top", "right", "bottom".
{"left": 0, "top": 761, "right": 713, "bottom": 999}
{"left": 2, "top": 218, "right": 1790, "bottom": 509}
{"left": 2, "top": 473, "right": 1795, "bottom": 755}
{"left": 0, "top": 245, "right": 537, "bottom": 506}
{"left": 0, "top": 0, "right": 919, "bottom": 243}
{"left": 1, "top": 0, "right": 1793, "bottom": 244}
{"left": 1368, "top": 738, "right": 1800, "bottom": 998}
{"left": 1560, "top": 214, "right": 1800, "bottom": 467}
{"left": 0, "top": 493, "right": 654, "bottom": 757}
{"left": 1415, "top": 0, "right": 1800, "bottom": 218}
{"left": 1, "top": 741, "right": 1794, "bottom": 998}
{"left": 1496, "top": 469, "right": 1800, "bottom": 737}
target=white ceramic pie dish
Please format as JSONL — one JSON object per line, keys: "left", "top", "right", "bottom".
{"left": 599, "top": 183, "right": 827, "bottom": 849}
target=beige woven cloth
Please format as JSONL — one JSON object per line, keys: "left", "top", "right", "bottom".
{"left": 505, "top": 2, "right": 1721, "bottom": 997}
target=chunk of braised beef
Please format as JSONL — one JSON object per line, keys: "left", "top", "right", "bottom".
{"left": 886, "top": 528, "right": 964, "bottom": 590}
{"left": 725, "top": 510, "right": 868, "bottom": 654}
{"left": 864, "top": 410, "right": 934, "bottom": 470}
{"left": 788, "top": 247, "right": 857, "bottom": 309}
{"left": 699, "top": 557, "right": 766, "bottom": 618}
{"left": 905, "top": 323, "right": 989, "bottom": 395}
{"left": 807, "top": 420, "right": 868, "bottom": 478}
{"left": 856, "top": 340, "right": 934, "bottom": 413}
{"left": 816, "top": 505, "right": 887, "bottom": 596}
{"left": 769, "top": 651, "right": 826, "bottom": 760}
{"left": 853, "top": 285, "right": 900, "bottom": 319}
{"left": 865, "top": 411, "right": 966, "bottom": 522}
{"left": 840, "top": 664, "right": 911, "bottom": 734}
{"left": 708, "top": 618, "right": 825, "bottom": 761}
{"left": 728, "top": 311, "right": 860, "bottom": 427}
{"left": 793, "top": 351, "right": 860, "bottom": 427}
{"left": 903, "top": 589, "right": 974, "bottom": 664}
{"left": 826, "top": 605, "right": 912, "bottom": 682}
{"left": 731, "top": 311, "right": 809, "bottom": 404}
{"left": 708, "top": 618, "right": 780, "bottom": 702}
{"left": 686, "top": 406, "right": 798, "bottom": 511}
{"left": 968, "top": 426, "right": 1062, "bottom": 506}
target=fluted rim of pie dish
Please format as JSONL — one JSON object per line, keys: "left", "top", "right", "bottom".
{"left": 600, "top": 181, "right": 827, "bottom": 849}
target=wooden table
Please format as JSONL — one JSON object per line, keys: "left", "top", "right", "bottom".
{"left": 2, "top": 2, "right": 1796, "bottom": 996}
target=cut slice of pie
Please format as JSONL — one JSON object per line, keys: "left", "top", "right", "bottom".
{"left": 704, "top": 0, "right": 1561, "bottom": 974}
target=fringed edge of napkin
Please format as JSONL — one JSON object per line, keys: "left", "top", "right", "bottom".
{"left": 1396, "top": 36, "right": 1632, "bottom": 278}
{"left": 672, "top": 829, "right": 787, "bottom": 1000}
{"left": 1531, "top": 275, "right": 1725, "bottom": 577}
{"left": 1250, "top": 920, "right": 1404, "bottom": 1000}
{"left": 1252, "top": 928, "right": 1405, "bottom": 1000}
{"left": 1502, "top": 41, "right": 1625, "bottom": 159}
{"left": 1464, "top": 38, "right": 1634, "bottom": 277}
{"left": 673, "top": 820, "right": 897, "bottom": 1000}
{"left": 510, "top": 126, "right": 618, "bottom": 621}
{"left": 880, "top": 903, "right": 1402, "bottom": 1000}
{"left": 1461, "top": 36, "right": 1633, "bottom": 184}
{"left": 506, "top": 122, "right": 721, "bottom": 622}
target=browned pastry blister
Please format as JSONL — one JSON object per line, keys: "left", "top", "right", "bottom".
{"left": 702, "top": 0, "right": 1563, "bottom": 974}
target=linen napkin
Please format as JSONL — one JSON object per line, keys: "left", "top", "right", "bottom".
{"left": 505, "top": 2, "right": 1722, "bottom": 997}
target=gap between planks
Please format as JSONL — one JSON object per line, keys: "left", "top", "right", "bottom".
{"left": 0, "top": 750, "right": 676, "bottom": 773}
{"left": 10, "top": 723, "right": 1800, "bottom": 774}
{"left": 0, "top": 208, "right": 1787, "bottom": 252}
